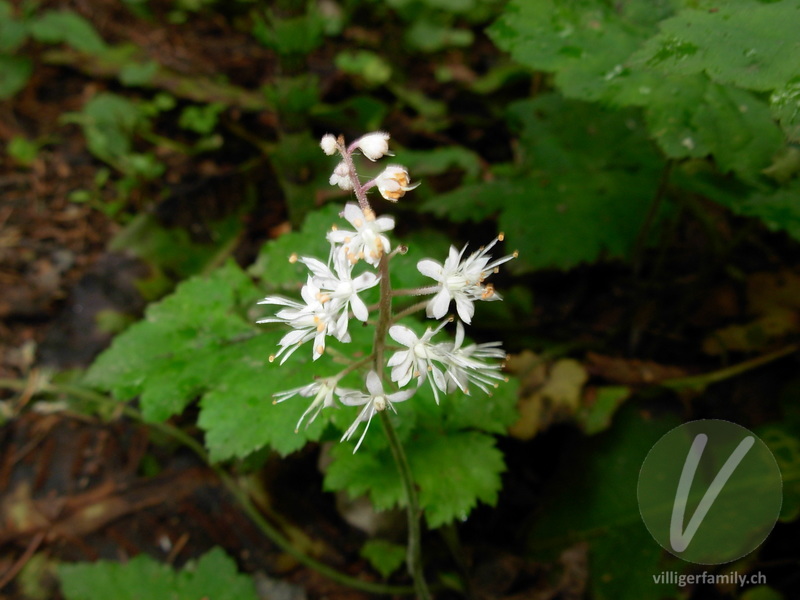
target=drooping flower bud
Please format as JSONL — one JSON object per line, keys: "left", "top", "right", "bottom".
{"left": 375, "top": 165, "right": 420, "bottom": 201}
{"left": 320, "top": 134, "right": 338, "bottom": 155}
{"left": 356, "top": 131, "right": 391, "bottom": 161}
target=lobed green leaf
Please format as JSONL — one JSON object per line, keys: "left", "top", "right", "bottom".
{"left": 59, "top": 547, "right": 257, "bottom": 600}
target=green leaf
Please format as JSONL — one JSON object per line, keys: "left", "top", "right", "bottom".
{"left": 757, "top": 424, "right": 800, "bottom": 522}
{"left": 253, "top": 9, "right": 325, "bottom": 55}
{"left": 85, "top": 260, "right": 348, "bottom": 459}
{"left": 248, "top": 203, "right": 344, "bottom": 289}
{"left": 441, "top": 376, "right": 519, "bottom": 435}
{"left": 632, "top": 1, "right": 800, "bottom": 93}
{"left": 771, "top": 77, "right": 800, "bottom": 143}
{"left": 335, "top": 50, "right": 392, "bottom": 86}
{"left": 7, "top": 136, "right": 39, "bottom": 166}
{"left": 325, "top": 430, "right": 506, "bottom": 528}
{"left": 741, "top": 587, "right": 785, "bottom": 600}
{"left": 0, "top": 5, "right": 27, "bottom": 53}
{"left": 487, "top": 0, "right": 675, "bottom": 102}
{"left": 59, "top": 547, "right": 258, "bottom": 600}
{"left": 63, "top": 92, "right": 145, "bottom": 168}
{"left": 696, "top": 178, "right": 800, "bottom": 243}
{"left": 406, "top": 20, "right": 473, "bottom": 53}
{"left": 400, "top": 146, "right": 482, "bottom": 183}
{"left": 360, "top": 539, "right": 406, "bottom": 578}
{"left": 578, "top": 386, "right": 632, "bottom": 435}
{"left": 693, "top": 83, "right": 784, "bottom": 180}
{"left": 119, "top": 61, "right": 159, "bottom": 86}
{"left": 427, "top": 95, "right": 665, "bottom": 270}
{"left": 31, "top": 10, "right": 107, "bottom": 53}
{"left": 527, "top": 405, "right": 681, "bottom": 600}
{"left": 493, "top": 173, "right": 659, "bottom": 274}
{"left": 0, "top": 55, "right": 32, "bottom": 99}
{"left": 643, "top": 76, "right": 783, "bottom": 180}
{"left": 178, "top": 102, "right": 225, "bottom": 135}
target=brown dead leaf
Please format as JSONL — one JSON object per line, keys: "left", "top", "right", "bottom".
{"left": 703, "top": 270, "right": 800, "bottom": 355}
{"left": 585, "top": 352, "right": 688, "bottom": 384}
{"left": 506, "top": 351, "right": 588, "bottom": 440}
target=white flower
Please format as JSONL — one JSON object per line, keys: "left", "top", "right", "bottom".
{"left": 273, "top": 378, "right": 346, "bottom": 432}
{"left": 417, "top": 235, "right": 517, "bottom": 324}
{"left": 339, "top": 371, "right": 414, "bottom": 452}
{"left": 355, "top": 131, "right": 391, "bottom": 161}
{"left": 387, "top": 322, "right": 448, "bottom": 403}
{"left": 299, "top": 252, "right": 379, "bottom": 326}
{"left": 320, "top": 134, "right": 338, "bottom": 156}
{"left": 374, "top": 165, "right": 420, "bottom": 202}
{"left": 437, "top": 321, "right": 506, "bottom": 395}
{"left": 327, "top": 202, "right": 394, "bottom": 267}
{"left": 257, "top": 277, "right": 349, "bottom": 364}
{"left": 329, "top": 161, "right": 352, "bottom": 190}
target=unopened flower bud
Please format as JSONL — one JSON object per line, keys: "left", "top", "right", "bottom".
{"left": 329, "top": 161, "right": 352, "bottom": 190}
{"left": 320, "top": 134, "right": 338, "bottom": 155}
{"left": 356, "top": 131, "right": 391, "bottom": 161}
{"left": 375, "top": 165, "right": 420, "bottom": 201}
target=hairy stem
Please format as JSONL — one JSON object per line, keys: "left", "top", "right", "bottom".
{"left": 339, "top": 141, "right": 372, "bottom": 212}
{"left": 380, "top": 411, "right": 431, "bottom": 600}
{"left": 372, "top": 254, "right": 431, "bottom": 599}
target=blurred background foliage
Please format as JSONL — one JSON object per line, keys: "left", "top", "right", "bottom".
{"left": 3, "top": 0, "right": 800, "bottom": 598}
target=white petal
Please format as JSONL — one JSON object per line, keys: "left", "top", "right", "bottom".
{"left": 417, "top": 259, "right": 443, "bottom": 281}
{"left": 340, "top": 392, "right": 370, "bottom": 407}
{"left": 387, "top": 350, "right": 409, "bottom": 368}
{"left": 365, "top": 370, "right": 384, "bottom": 396}
{"left": 427, "top": 288, "right": 452, "bottom": 320}
{"left": 300, "top": 256, "right": 332, "bottom": 279}
{"left": 350, "top": 294, "right": 369, "bottom": 322}
{"left": 342, "top": 203, "right": 363, "bottom": 226}
{"left": 389, "top": 325, "right": 419, "bottom": 347}
{"left": 388, "top": 388, "right": 415, "bottom": 403}
{"left": 455, "top": 295, "right": 475, "bottom": 324}
{"left": 374, "top": 216, "right": 395, "bottom": 232}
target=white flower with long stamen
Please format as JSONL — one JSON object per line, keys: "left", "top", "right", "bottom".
{"left": 327, "top": 202, "right": 395, "bottom": 267}
{"left": 273, "top": 378, "right": 349, "bottom": 432}
{"left": 300, "top": 251, "right": 379, "bottom": 325}
{"left": 339, "top": 371, "right": 414, "bottom": 452}
{"left": 258, "top": 277, "right": 349, "bottom": 364}
{"left": 437, "top": 321, "right": 507, "bottom": 395}
{"left": 387, "top": 321, "right": 449, "bottom": 403}
{"left": 417, "top": 235, "right": 517, "bottom": 324}
{"left": 355, "top": 131, "right": 391, "bottom": 161}
{"left": 374, "top": 165, "right": 420, "bottom": 202}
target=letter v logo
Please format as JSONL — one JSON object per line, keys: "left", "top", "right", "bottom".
{"left": 669, "top": 433, "right": 755, "bottom": 553}
{"left": 638, "top": 419, "right": 782, "bottom": 564}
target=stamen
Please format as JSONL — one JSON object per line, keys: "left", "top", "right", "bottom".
{"left": 498, "top": 232, "right": 505, "bottom": 241}
{"left": 288, "top": 253, "right": 298, "bottom": 263}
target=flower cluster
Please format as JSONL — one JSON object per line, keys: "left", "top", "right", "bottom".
{"left": 258, "top": 131, "right": 516, "bottom": 451}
